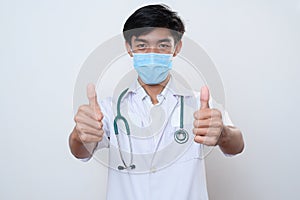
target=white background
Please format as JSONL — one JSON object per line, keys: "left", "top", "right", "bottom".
{"left": 1, "top": 0, "right": 299, "bottom": 199}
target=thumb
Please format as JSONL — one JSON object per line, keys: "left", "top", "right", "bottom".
{"left": 200, "top": 86, "right": 210, "bottom": 109}
{"left": 87, "top": 83, "right": 101, "bottom": 118}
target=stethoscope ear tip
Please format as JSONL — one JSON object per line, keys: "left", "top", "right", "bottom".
{"left": 118, "top": 164, "right": 136, "bottom": 170}
{"left": 130, "top": 164, "right": 136, "bottom": 170}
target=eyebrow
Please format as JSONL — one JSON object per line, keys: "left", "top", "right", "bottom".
{"left": 157, "top": 38, "right": 172, "bottom": 43}
{"left": 133, "top": 38, "right": 172, "bottom": 43}
{"left": 134, "top": 38, "right": 148, "bottom": 43}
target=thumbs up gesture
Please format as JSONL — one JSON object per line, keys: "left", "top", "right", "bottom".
{"left": 193, "top": 86, "right": 223, "bottom": 146}
{"left": 74, "top": 83, "right": 104, "bottom": 143}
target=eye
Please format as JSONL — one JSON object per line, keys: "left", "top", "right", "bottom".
{"left": 136, "top": 43, "right": 147, "bottom": 49}
{"left": 159, "top": 43, "right": 171, "bottom": 49}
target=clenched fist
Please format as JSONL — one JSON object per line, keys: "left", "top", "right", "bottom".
{"left": 193, "top": 86, "right": 223, "bottom": 146}
{"left": 74, "top": 83, "right": 104, "bottom": 143}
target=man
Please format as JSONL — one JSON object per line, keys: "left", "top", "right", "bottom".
{"left": 69, "top": 4, "right": 244, "bottom": 200}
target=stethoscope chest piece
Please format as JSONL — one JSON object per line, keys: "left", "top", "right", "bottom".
{"left": 174, "top": 96, "right": 189, "bottom": 144}
{"left": 174, "top": 128, "right": 189, "bottom": 144}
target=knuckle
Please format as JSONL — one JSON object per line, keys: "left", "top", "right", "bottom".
{"left": 218, "top": 121, "right": 223, "bottom": 128}
{"left": 192, "top": 128, "right": 197, "bottom": 135}
{"left": 194, "top": 136, "right": 199, "bottom": 143}
{"left": 99, "top": 112, "right": 104, "bottom": 120}
{"left": 207, "top": 118, "right": 213, "bottom": 126}
{"left": 98, "top": 135, "right": 103, "bottom": 141}
{"left": 213, "top": 109, "right": 222, "bottom": 118}
{"left": 77, "top": 125, "right": 85, "bottom": 134}
{"left": 80, "top": 134, "right": 88, "bottom": 142}
{"left": 78, "top": 105, "right": 88, "bottom": 112}
{"left": 95, "top": 123, "right": 102, "bottom": 131}
{"left": 75, "top": 124, "right": 81, "bottom": 132}
{"left": 78, "top": 105, "right": 85, "bottom": 112}
{"left": 193, "top": 120, "right": 199, "bottom": 128}
{"left": 74, "top": 115, "right": 80, "bottom": 123}
{"left": 99, "top": 130, "right": 104, "bottom": 136}
{"left": 214, "top": 120, "right": 222, "bottom": 128}
{"left": 99, "top": 122, "right": 103, "bottom": 129}
{"left": 193, "top": 111, "right": 199, "bottom": 119}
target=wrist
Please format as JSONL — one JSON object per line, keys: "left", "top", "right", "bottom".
{"left": 217, "top": 125, "right": 229, "bottom": 146}
{"left": 71, "top": 127, "right": 82, "bottom": 144}
{"left": 69, "top": 127, "right": 98, "bottom": 158}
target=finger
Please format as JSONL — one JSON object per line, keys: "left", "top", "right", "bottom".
{"left": 75, "top": 114, "right": 103, "bottom": 130}
{"left": 200, "top": 86, "right": 210, "bottom": 109}
{"left": 194, "top": 118, "right": 223, "bottom": 129}
{"left": 76, "top": 123, "right": 104, "bottom": 137}
{"left": 194, "top": 135, "right": 206, "bottom": 144}
{"left": 193, "top": 126, "right": 222, "bottom": 139}
{"left": 78, "top": 131, "right": 103, "bottom": 143}
{"left": 193, "top": 119, "right": 211, "bottom": 128}
{"left": 194, "top": 135, "right": 216, "bottom": 146}
{"left": 77, "top": 105, "right": 101, "bottom": 120}
{"left": 87, "top": 83, "right": 102, "bottom": 119}
{"left": 194, "top": 109, "right": 212, "bottom": 120}
{"left": 87, "top": 83, "right": 98, "bottom": 107}
{"left": 193, "top": 127, "right": 209, "bottom": 136}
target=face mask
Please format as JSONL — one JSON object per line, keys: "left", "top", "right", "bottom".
{"left": 133, "top": 53, "right": 173, "bottom": 85}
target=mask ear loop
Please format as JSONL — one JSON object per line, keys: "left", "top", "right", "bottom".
{"left": 172, "top": 44, "right": 178, "bottom": 57}
{"left": 128, "top": 48, "right": 135, "bottom": 57}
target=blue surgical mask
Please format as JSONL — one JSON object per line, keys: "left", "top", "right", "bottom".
{"left": 133, "top": 53, "right": 173, "bottom": 85}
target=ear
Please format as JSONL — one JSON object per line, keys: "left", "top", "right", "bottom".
{"left": 125, "top": 42, "right": 133, "bottom": 57}
{"left": 173, "top": 40, "right": 182, "bottom": 57}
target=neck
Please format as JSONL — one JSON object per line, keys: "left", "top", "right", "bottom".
{"left": 138, "top": 75, "right": 170, "bottom": 105}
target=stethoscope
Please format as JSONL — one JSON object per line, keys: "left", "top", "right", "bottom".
{"left": 113, "top": 88, "right": 189, "bottom": 170}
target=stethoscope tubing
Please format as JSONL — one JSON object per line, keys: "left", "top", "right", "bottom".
{"left": 114, "top": 88, "right": 187, "bottom": 171}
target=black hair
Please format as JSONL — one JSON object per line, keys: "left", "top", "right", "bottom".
{"left": 123, "top": 4, "right": 185, "bottom": 45}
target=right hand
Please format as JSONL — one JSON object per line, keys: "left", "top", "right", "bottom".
{"left": 74, "top": 83, "right": 104, "bottom": 143}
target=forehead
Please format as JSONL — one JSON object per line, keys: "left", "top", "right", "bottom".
{"left": 131, "top": 28, "right": 175, "bottom": 43}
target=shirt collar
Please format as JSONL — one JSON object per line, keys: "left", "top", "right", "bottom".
{"left": 126, "top": 78, "right": 148, "bottom": 100}
{"left": 124, "top": 74, "right": 194, "bottom": 100}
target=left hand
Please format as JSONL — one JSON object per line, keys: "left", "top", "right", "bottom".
{"left": 193, "top": 86, "right": 224, "bottom": 146}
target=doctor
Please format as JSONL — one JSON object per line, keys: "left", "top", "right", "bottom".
{"left": 69, "top": 4, "right": 244, "bottom": 200}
